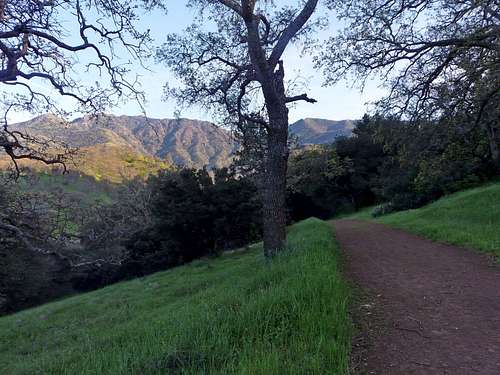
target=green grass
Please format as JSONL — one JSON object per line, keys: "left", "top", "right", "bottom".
{"left": 0, "top": 218, "right": 351, "bottom": 375}
{"left": 378, "top": 183, "right": 500, "bottom": 257}
{"left": 335, "top": 206, "right": 374, "bottom": 220}
{"left": 20, "top": 172, "right": 115, "bottom": 205}
{"left": 343, "top": 183, "right": 500, "bottom": 258}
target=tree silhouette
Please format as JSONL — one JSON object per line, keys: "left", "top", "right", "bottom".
{"left": 319, "top": 0, "right": 500, "bottom": 166}
{"left": 159, "top": 0, "right": 320, "bottom": 256}
{"left": 0, "top": 0, "right": 165, "bottom": 173}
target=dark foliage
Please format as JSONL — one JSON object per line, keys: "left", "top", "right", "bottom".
{"left": 1, "top": 167, "right": 262, "bottom": 315}
{"left": 287, "top": 147, "right": 350, "bottom": 220}
{"left": 125, "top": 168, "right": 262, "bottom": 276}
{"left": 286, "top": 116, "right": 386, "bottom": 220}
{"left": 373, "top": 115, "right": 497, "bottom": 212}
{"left": 0, "top": 241, "right": 72, "bottom": 315}
{"left": 286, "top": 113, "right": 499, "bottom": 219}
{"left": 335, "top": 117, "right": 387, "bottom": 208}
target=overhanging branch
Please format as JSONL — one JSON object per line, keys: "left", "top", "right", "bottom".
{"left": 285, "top": 93, "right": 317, "bottom": 103}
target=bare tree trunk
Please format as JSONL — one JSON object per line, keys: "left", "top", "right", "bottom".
{"left": 263, "top": 100, "right": 289, "bottom": 257}
{"left": 490, "top": 137, "right": 500, "bottom": 170}
{"left": 484, "top": 121, "right": 500, "bottom": 170}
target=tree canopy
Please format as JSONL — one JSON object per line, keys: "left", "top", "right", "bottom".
{"left": 0, "top": 0, "right": 165, "bottom": 173}
{"left": 159, "top": 0, "right": 321, "bottom": 255}
{"left": 320, "top": 0, "right": 499, "bottom": 121}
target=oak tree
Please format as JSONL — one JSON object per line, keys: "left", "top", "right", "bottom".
{"left": 0, "top": 0, "right": 164, "bottom": 252}
{"left": 159, "top": 0, "right": 320, "bottom": 256}
{"left": 0, "top": 0, "right": 165, "bottom": 173}
{"left": 319, "top": 0, "right": 500, "bottom": 166}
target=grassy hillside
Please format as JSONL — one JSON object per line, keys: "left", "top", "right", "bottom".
{"left": 17, "top": 172, "right": 115, "bottom": 204}
{"left": 378, "top": 183, "right": 500, "bottom": 257}
{"left": 0, "top": 218, "right": 352, "bottom": 375}
{"left": 76, "top": 143, "right": 170, "bottom": 183}
{"left": 344, "top": 183, "right": 500, "bottom": 258}
{"left": 0, "top": 144, "right": 169, "bottom": 183}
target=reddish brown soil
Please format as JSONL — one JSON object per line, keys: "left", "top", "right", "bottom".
{"left": 333, "top": 220, "right": 500, "bottom": 375}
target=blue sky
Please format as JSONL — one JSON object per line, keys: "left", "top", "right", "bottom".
{"left": 11, "top": 1, "right": 385, "bottom": 124}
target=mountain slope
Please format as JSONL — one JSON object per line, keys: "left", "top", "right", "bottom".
{"left": 13, "top": 114, "right": 237, "bottom": 169}
{"left": 1, "top": 115, "right": 356, "bottom": 181}
{"left": 290, "top": 118, "right": 356, "bottom": 145}
{"left": 1, "top": 114, "right": 237, "bottom": 181}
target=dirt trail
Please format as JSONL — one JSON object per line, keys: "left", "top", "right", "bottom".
{"left": 333, "top": 220, "right": 500, "bottom": 375}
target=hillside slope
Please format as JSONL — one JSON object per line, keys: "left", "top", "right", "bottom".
{"left": 289, "top": 118, "right": 355, "bottom": 145}
{"left": 347, "top": 183, "right": 500, "bottom": 257}
{"left": 0, "top": 141, "right": 169, "bottom": 183}
{"left": 377, "top": 183, "right": 500, "bottom": 257}
{"left": 2, "top": 114, "right": 237, "bottom": 178}
{"left": 0, "top": 219, "right": 351, "bottom": 375}
{"left": 1, "top": 115, "right": 356, "bottom": 180}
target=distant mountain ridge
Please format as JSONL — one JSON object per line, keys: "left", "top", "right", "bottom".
{"left": 11, "top": 114, "right": 237, "bottom": 170}
{"left": 289, "top": 118, "right": 356, "bottom": 145}
{"left": 1, "top": 114, "right": 356, "bottom": 181}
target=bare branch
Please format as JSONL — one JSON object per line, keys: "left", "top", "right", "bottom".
{"left": 0, "top": 214, "right": 50, "bottom": 255}
{"left": 218, "top": 0, "right": 242, "bottom": 15}
{"left": 320, "top": 0, "right": 500, "bottom": 122}
{"left": 285, "top": 93, "right": 317, "bottom": 103}
{"left": 0, "top": 0, "right": 162, "bottom": 173}
{"left": 268, "top": 0, "right": 319, "bottom": 69}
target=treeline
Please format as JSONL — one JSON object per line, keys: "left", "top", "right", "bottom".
{"left": 108, "top": 168, "right": 262, "bottom": 277}
{"left": 288, "top": 114, "right": 499, "bottom": 219}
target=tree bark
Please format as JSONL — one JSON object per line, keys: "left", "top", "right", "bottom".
{"left": 489, "top": 137, "right": 500, "bottom": 170}
{"left": 263, "top": 104, "right": 289, "bottom": 257}
{"left": 240, "top": 3, "right": 319, "bottom": 257}
{"left": 262, "top": 61, "right": 290, "bottom": 257}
